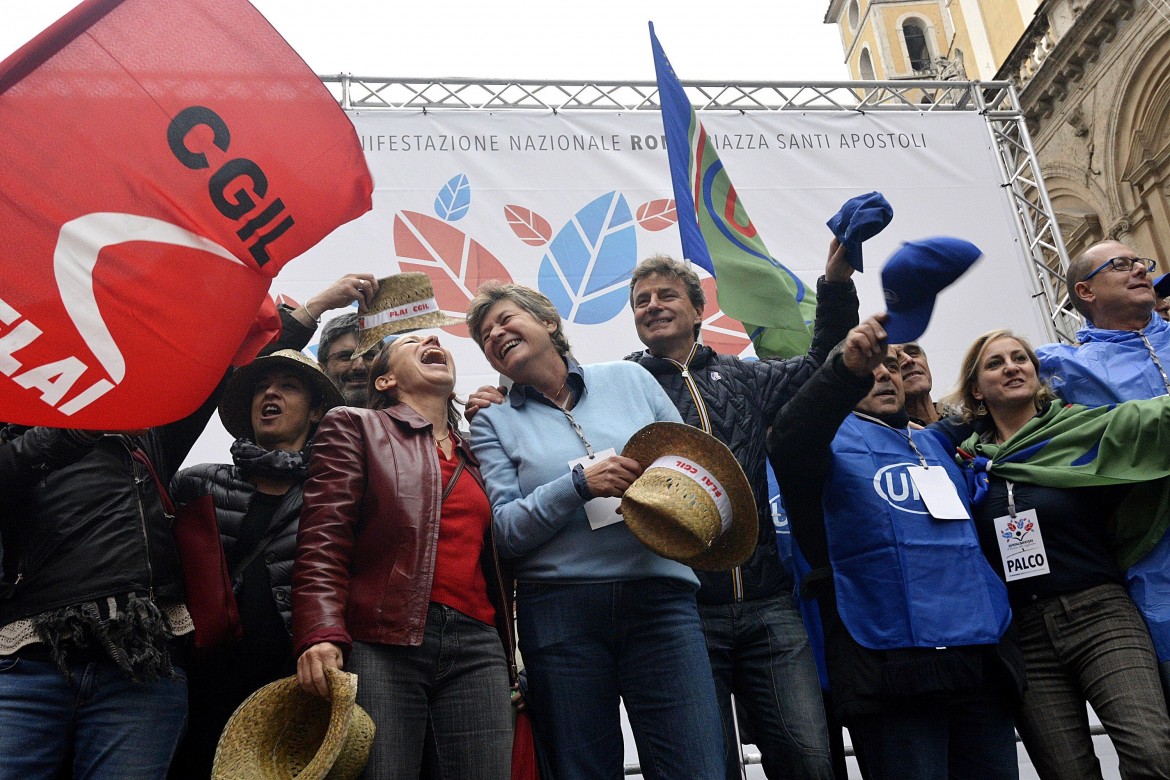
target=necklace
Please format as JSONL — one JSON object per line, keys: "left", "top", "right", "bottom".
{"left": 433, "top": 429, "right": 451, "bottom": 444}
{"left": 548, "top": 380, "right": 569, "bottom": 408}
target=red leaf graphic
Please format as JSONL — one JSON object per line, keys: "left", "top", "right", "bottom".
{"left": 700, "top": 277, "right": 751, "bottom": 356}
{"left": 394, "top": 211, "right": 513, "bottom": 338}
{"left": 636, "top": 199, "right": 677, "bottom": 231}
{"left": 505, "top": 205, "right": 552, "bottom": 246}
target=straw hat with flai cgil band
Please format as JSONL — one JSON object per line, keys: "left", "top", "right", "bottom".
{"left": 219, "top": 349, "right": 345, "bottom": 441}
{"left": 355, "top": 272, "right": 464, "bottom": 355}
{"left": 620, "top": 422, "right": 758, "bottom": 572}
{"left": 212, "top": 666, "right": 375, "bottom": 780}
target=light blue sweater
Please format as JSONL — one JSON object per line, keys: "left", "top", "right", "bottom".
{"left": 469, "top": 360, "right": 698, "bottom": 586}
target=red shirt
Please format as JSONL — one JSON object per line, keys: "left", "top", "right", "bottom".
{"left": 430, "top": 442, "right": 496, "bottom": 625}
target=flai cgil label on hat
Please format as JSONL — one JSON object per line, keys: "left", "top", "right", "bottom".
{"left": 649, "top": 455, "right": 733, "bottom": 533}
{"left": 358, "top": 297, "right": 441, "bottom": 330}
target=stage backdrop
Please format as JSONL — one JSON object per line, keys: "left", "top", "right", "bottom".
{"left": 185, "top": 107, "right": 1052, "bottom": 470}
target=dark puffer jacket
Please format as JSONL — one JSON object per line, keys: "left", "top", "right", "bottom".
{"left": 626, "top": 276, "right": 858, "bottom": 604}
{"left": 171, "top": 464, "right": 302, "bottom": 632}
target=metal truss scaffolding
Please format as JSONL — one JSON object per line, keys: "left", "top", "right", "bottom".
{"left": 321, "top": 75, "right": 1076, "bottom": 344}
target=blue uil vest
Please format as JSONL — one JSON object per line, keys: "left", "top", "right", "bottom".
{"left": 824, "top": 414, "right": 1011, "bottom": 650}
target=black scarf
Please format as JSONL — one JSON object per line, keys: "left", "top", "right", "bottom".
{"left": 230, "top": 438, "right": 309, "bottom": 482}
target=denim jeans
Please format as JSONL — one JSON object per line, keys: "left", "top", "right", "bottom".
{"left": 699, "top": 593, "right": 833, "bottom": 780}
{"left": 517, "top": 578, "right": 724, "bottom": 780}
{"left": 1013, "top": 583, "right": 1170, "bottom": 780}
{"left": 847, "top": 683, "right": 1019, "bottom": 780}
{"left": 0, "top": 655, "right": 187, "bottom": 780}
{"left": 348, "top": 603, "right": 513, "bottom": 780}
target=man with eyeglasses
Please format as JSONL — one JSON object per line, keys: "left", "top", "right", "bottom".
{"left": 317, "top": 313, "right": 379, "bottom": 407}
{"left": 1036, "top": 239, "right": 1170, "bottom": 702}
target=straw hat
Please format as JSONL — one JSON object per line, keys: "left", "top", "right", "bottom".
{"left": 355, "top": 272, "right": 464, "bottom": 355}
{"left": 620, "top": 422, "right": 757, "bottom": 572}
{"left": 219, "top": 349, "right": 345, "bottom": 440}
{"left": 212, "top": 667, "right": 375, "bottom": 780}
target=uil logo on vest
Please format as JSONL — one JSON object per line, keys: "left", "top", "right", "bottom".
{"left": 871, "top": 462, "right": 926, "bottom": 515}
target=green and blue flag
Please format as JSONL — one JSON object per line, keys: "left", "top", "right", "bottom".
{"left": 649, "top": 22, "right": 815, "bottom": 359}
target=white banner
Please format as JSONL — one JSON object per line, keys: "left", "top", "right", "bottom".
{"left": 186, "top": 108, "right": 1051, "bottom": 465}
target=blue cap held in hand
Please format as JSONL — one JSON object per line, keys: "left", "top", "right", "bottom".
{"left": 1154, "top": 273, "right": 1170, "bottom": 298}
{"left": 881, "top": 237, "right": 982, "bottom": 343}
{"left": 826, "top": 191, "right": 894, "bottom": 272}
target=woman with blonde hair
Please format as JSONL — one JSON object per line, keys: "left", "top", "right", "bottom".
{"left": 940, "top": 329, "right": 1170, "bottom": 779}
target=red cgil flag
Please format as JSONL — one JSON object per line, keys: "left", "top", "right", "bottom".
{"left": 0, "top": 0, "right": 372, "bottom": 428}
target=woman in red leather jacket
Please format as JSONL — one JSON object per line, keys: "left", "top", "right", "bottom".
{"left": 291, "top": 332, "right": 515, "bottom": 780}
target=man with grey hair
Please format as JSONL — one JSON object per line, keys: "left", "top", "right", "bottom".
{"left": 1036, "top": 238, "right": 1170, "bottom": 699}
{"left": 317, "top": 312, "right": 376, "bottom": 407}
{"left": 624, "top": 244, "right": 857, "bottom": 780}
{"left": 894, "top": 342, "right": 940, "bottom": 426}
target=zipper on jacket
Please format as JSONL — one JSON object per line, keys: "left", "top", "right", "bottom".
{"left": 665, "top": 345, "right": 744, "bottom": 602}
{"left": 125, "top": 440, "right": 156, "bottom": 600}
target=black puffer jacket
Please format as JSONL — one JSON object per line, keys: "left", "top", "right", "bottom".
{"left": 626, "top": 276, "right": 858, "bottom": 604}
{"left": 171, "top": 464, "right": 302, "bottom": 632}
{"left": 0, "top": 308, "right": 315, "bottom": 624}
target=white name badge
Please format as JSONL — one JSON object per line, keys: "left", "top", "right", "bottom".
{"left": 993, "top": 508, "right": 1049, "bottom": 582}
{"left": 568, "top": 448, "right": 623, "bottom": 530}
{"left": 906, "top": 466, "right": 970, "bottom": 520}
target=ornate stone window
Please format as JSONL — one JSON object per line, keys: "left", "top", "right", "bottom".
{"left": 903, "top": 20, "right": 931, "bottom": 72}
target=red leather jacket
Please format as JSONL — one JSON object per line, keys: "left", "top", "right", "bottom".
{"left": 291, "top": 404, "right": 514, "bottom": 673}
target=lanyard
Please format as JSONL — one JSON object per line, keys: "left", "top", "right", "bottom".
{"left": 1006, "top": 480, "right": 1017, "bottom": 519}
{"left": 851, "top": 412, "right": 929, "bottom": 468}
{"left": 556, "top": 406, "right": 596, "bottom": 458}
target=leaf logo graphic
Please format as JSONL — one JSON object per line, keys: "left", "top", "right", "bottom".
{"left": 434, "top": 174, "right": 471, "bottom": 222}
{"left": 504, "top": 205, "right": 553, "bottom": 246}
{"left": 394, "top": 210, "right": 512, "bottom": 338}
{"left": 636, "top": 199, "right": 677, "bottom": 231}
{"left": 699, "top": 277, "right": 750, "bottom": 356}
{"left": 538, "top": 192, "right": 636, "bottom": 325}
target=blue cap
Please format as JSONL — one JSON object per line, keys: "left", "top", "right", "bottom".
{"left": 882, "top": 237, "right": 983, "bottom": 343}
{"left": 1155, "top": 273, "right": 1170, "bottom": 298}
{"left": 826, "top": 191, "right": 894, "bottom": 272}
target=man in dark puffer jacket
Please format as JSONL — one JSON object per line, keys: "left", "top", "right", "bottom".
{"left": 624, "top": 244, "right": 857, "bottom": 780}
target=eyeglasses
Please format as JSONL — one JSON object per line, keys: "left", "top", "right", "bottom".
{"left": 324, "top": 349, "right": 374, "bottom": 365}
{"left": 1082, "top": 256, "right": 1158, "bottom": 282}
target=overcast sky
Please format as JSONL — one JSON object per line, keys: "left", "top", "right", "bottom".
{"left": 2, "top": 1, "right": 849, "bottom": 82}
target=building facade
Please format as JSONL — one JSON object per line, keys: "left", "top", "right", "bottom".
{"left": 825, "top": 0, "right": 1170, "bottom": 267}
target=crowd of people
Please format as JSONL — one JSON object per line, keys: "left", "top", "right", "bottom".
{"left": 2, "top": 237, "right": 1170, "bottom": 780}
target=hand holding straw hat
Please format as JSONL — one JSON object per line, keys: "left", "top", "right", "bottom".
{"left": 355, "top": 272, "right": 463, "bottom": 355}
{"left": 620, "top": 422, "right": 757, "bottom": 571}
{"left": 212, "top": 667, "right": 374, "bottom": 780}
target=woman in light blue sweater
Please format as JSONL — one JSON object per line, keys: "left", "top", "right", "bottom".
{"left": 467, "top": 281, "right": 723, "bottom": 780}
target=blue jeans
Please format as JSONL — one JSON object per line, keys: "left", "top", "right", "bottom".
{"left": 348, "top": 604, "right": 513, "bottom": 780}
{"left": 699, "top": 594, "right": 833, "bottom": 780}
{"left": 0, "top": 655, "right": 187, "bottom": 780}
{"left": 517, "top": 578, "right": 724, "bottom": 780}
{"left": 847, "top": 683, "right": 1019, "bottom": 780}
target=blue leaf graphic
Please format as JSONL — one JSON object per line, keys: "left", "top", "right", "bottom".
{"left": 538, "top": 192, "right": 636, "bottom": 325}
{"left": 434, "top": 173, "right": 471, "bottom": 222}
